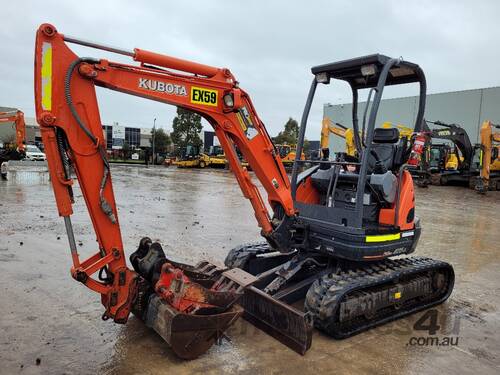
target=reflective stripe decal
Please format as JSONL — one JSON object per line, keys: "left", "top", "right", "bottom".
{"left": 41, "top": 42, "right": 52, "bottom": 110}
{"left": 365, "top": 233, "right": 401, "bottom": 242}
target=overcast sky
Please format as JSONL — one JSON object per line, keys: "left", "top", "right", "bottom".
{"left": 1, "top": 0, "right": 500, "bottom": 139}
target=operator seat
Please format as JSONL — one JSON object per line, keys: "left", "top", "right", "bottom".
{"left": 367, "top": 127, "right": 402, "bottom": 172}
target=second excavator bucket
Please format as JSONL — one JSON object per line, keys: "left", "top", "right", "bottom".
{"left": 130, "top": 239, "right": 245, "bottom": 359}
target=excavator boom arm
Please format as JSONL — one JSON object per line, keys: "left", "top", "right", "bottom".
{"left": 424, "top": 120, "right": 473, "bottom": 169}
{"left": 34, "top": 24, "right": 295, "bottom": 322}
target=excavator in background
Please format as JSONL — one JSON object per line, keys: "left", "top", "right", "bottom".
{"left": 0, "top": 110, "right": 26, "bottom": 153}
{"left": 476, "top": 120, "right": 500, "bottom": 193}
{"left": 321, "top": 119, "right": 411, "bottom": 160}
{"left": 0, "top": 110, "right": 26, "bottom": 168}
{"left": 320, "top": 117, "right": 357, "bottom": 157}
{"left": 276, "top": 143, "right": 305, "bottom": 169}
{"left": 34, "top": 24, "right": 454, "bottom": 359}
{"left": 206, "top": 145, "right": 227, "bottom": 167}
{"left": 175, "top": 145, "right": 230, "bottom": 168}
{"left": 379, "top": 122, "right": 459, "bottom": 187}
{"left": 0, "top": 111, "right": 26, "bottom": 154}
{"left": 417, "top": 120, "right": 480, "bottom": 187}
{"left": 174, "top": 145, "right": 204, "bottom": 167}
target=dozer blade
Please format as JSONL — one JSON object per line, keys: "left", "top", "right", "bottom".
{"left": 213, "top": 265, "right": 313, "bottom": 354}
{"left": 241, "top": 286, "right": 313, "bottom": 355}
{"left": 141, "top": 294, "right": 243, "bottom": 360}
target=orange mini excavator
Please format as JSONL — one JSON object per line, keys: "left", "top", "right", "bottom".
{"left": 0, "top": 110, "right": 26, "bottom": 165}
{"left": 34, "top": 23, "right": 454, "bottom": 359}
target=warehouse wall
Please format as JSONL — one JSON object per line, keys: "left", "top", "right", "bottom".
{"left": 324, "top": 86, "right": 500, "bottom": 155}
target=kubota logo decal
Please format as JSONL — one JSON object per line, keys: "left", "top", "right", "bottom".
{"left": 190, "top": 86, "right": 218, "bottom": 106}
{"left": 138, "top": 78, "right": 187, "bottom": 96}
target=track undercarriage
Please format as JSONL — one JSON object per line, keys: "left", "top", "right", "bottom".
{"left": 128, "top": 238, "right": 454, "bottom": 356}
{"left": 224, "top": 242, "right": 455, "bottom": 353}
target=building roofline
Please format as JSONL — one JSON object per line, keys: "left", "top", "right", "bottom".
{"left": 324, "top": 85, "right": 500, "bottom": 107}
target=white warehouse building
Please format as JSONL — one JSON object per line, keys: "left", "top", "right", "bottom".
{"left": 324, "top": 86, "right": 500, "bottom": 154}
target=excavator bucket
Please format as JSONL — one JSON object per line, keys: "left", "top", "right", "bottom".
{"left": 134, "top": 288, "right": 243, "bottom": 359}
{"left": 130, "top": 240, "right": 245, "bottom": 359}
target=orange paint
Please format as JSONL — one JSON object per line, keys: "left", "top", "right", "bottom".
{"left": 34, "top": 23, "right": 295, "bottom": 321}
{"left": 379, "top": 170, "right": 415, "bottom": 230}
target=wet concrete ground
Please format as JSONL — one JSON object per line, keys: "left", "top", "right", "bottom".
{"left": 0, "top": 165, "right": 499, "bottom": 374}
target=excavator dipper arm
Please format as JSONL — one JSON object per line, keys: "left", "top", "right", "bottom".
{"left": 34, "top": 24, "right": 295, "bottom": 324}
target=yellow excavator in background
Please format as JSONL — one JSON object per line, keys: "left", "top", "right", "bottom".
{"left": 175, "top": 145, "right": 203, "bottom": 168}
{"left": 321, "top": 119, "right": 410, "bottom": 159}
{"left": 320, "top": 117, "right": 356, "bottom": 157}
{"left": 175, "top": 145, "right": 227, "bottom": 168}
{"left": 275, "top": 144, "right": 305, "bottom": 168}
{"left": 206, "top": 145, "right": 227, "bottom": 167}
{"left": 476, "top": 120, "right": 500, "bottom": 193}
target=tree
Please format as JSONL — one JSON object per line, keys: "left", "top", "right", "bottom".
{"left": 121, "top": 141, "right": 131, "bottom": 159}
{"left": 151, "top": 128, "right": 171, "bottom": 154}
{"left": 273, "top": 118, "right": 300, "bottom": 145}
{"left": 170, "top": 107, "right": 203, "bottom": 154}
{"left": 273, "top": 117, "right": 311, "bottom": 156}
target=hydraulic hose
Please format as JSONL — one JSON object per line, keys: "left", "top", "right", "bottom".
{"left": 65, "top": 57, "right": 116, "bottom": 223}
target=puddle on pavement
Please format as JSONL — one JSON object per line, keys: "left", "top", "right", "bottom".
{"left": 2, "top": 168, "right": 50, "bottom": 185}
{"left": 1, "top": 165, "right": 499, "bottom": 374}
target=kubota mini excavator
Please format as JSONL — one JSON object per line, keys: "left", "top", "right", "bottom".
{"left": 34, "top": 24, "right": 454, "bottom": 358}
{"left": 0, "top": 110, "right": 26, "bottom": 167}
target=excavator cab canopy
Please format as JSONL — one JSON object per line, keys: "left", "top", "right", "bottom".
{"left": 311, "top": 54, "right": 423, "bottom": 89}
{"left": 291, "top": 54, "right": 427, "bottom": 232}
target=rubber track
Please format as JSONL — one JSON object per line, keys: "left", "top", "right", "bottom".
{"left": 224, "top": 241, "right": 271, "bottom": 270}
{"left": 304, "top": 256, "right": 454, "bottom": 339}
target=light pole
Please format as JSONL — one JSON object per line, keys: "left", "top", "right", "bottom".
{"left": 152, "top": 117, "right": 156, "bottom": 165}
